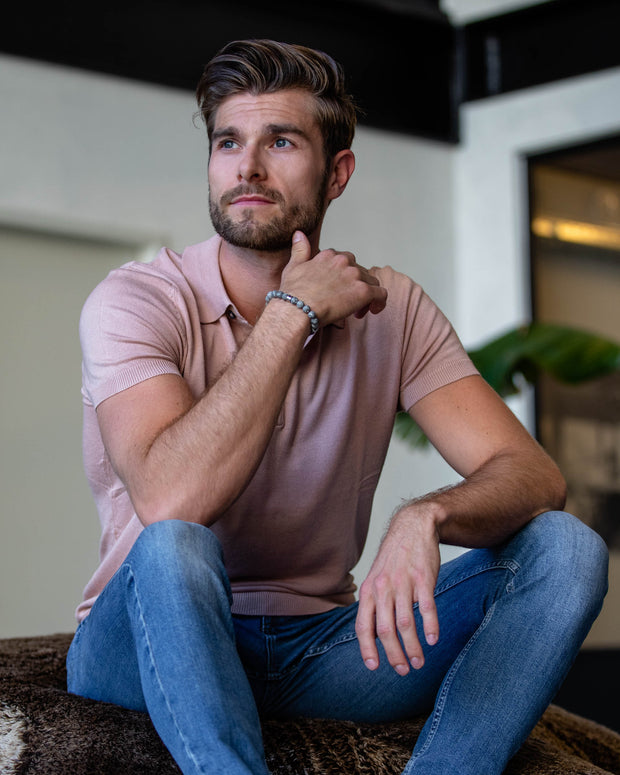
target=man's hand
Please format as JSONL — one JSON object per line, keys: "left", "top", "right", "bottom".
{"left": 280, "top": 231, "right": 387, "bottom": 327}
{"left": 356, "top": 504, "right": 441, "bottom": 675}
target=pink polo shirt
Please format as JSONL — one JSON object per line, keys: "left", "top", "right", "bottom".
{"left": 77, "top": 235, "right": 477, "bottom": 622}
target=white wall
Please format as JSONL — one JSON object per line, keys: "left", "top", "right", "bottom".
{"left": 0, "top": 54, "right": 456, "bottom": 636}
{"left": 0, "top": 55, "right": 209, "bottom": 250}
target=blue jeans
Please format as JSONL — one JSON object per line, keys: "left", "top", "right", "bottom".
{"left": 67, "top": 512, "right": 608, "bottom": 775}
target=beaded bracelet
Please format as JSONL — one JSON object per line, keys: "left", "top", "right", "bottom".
{"left": 265, "top": 290, "right": 320, "bottom": 334}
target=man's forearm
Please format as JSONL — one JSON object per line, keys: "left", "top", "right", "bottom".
{"left": 392, "top": 446, "right": 567, "bottom": 549}
{"left": 128, "top": 301, "right": 310, "bottom": 525}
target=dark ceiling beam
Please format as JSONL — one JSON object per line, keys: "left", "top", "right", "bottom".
{"left": 0, "top": 0, "right": 458, "bottom": 142}
{"left": 3, "top": 2, "right": 620, "bottom": 143}
{"left": 461, "top": 0, "right": 620, "bottom": 102}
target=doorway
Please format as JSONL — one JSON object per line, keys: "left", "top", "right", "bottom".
{"left": 528, "top": 135, "right": 620, "bottom": 649}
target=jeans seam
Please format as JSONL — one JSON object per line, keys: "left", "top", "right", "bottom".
{"left": 304, "top": 561, "right": 521, "bottom": 661}
{"left": 304, "top": 631, "right": 359, "bottom": 659}
{"left": 241, "top": 561, "right": 524, "bottom": 688}
{"left": 126, "top": 562, "right": 206, "bottom": 775}
{"left": 404, "top": 562, "right": 519, "bottom": 771}
{"left": 66, "top": 617, "right": 87, "bottom": 690}
{"left": 404, "top": 601, "right": 498, "bottom": 772}
{"left": 434, "top": 559, "right": 520, "bottom": 597}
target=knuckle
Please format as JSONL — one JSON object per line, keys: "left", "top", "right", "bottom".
{"left": 389, "top": 570, "right": 406, "bottom": 589}
{"left": 372, "top": 573, "right": 391, "bottom": 594}
{"left": 410, "top": 567, "right": 428, "bottom": 586}
{"left": 358, "top": 580, "right": 374, "bottom": 601}
{"left": 376, "top": 622, "right": 395, "bottom": 638}
{"left": 355, "top": 622, "right": 371, "bottom": 640}
{"left": 396, "top": 614, "right": 414, "bottom": 631}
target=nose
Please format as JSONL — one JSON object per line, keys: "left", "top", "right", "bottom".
{"left": 238, "top": 145, "right": 266, "bottom": 182}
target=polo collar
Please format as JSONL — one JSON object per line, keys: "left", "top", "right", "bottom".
{"left": 180, "top": 235, "right": 232, "bottom": 324}
{"left": 179, "top": 234, "right": 346, "bottom": 330}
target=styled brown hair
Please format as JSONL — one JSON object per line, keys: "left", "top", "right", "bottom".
{"left": 196, "top": 39, "right": 357, "bottom": 161}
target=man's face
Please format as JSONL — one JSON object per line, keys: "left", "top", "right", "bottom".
{"left": 208, "top": 89, "right": 330, "bottom": 251}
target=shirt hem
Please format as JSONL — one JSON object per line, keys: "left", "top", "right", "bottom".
{"left": 231, "top": 590, "right": 355, "bottom": 616}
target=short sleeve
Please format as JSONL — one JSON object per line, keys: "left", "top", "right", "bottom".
{"left": 80, "top": 262, "right": 188, "bottom": 409}
{"left": 375, "top": 267, "right": 478, "bottom": 413}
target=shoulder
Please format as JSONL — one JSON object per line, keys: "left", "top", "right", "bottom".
{"left": 78, "top": 246, "right": 196, "bottom": 365}
{"left": 83, "top": 247, "right": 184, "bottom": 310}
{"left": 80, "top": 235, "right": 221, "bottom": 332}
{"left": 368, "top": 265, "right": 449, "bottom": 331}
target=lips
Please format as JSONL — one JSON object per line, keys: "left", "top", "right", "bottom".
{"left": 221, "top": 185, "right": 285, "bottom": 207}
{"left": 231, "top": 195, "right": 274, "bottom": 205}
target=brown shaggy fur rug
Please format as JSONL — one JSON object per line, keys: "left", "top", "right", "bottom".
{"left": 1, "top": 633, "right": 619, "bottom": 774}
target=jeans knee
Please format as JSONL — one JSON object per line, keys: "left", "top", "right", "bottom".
{"left": 128, "top": 520, "right": 230, "bottom": 599}
{"left": 523, "top": 511, "right": 608, "bottom": 615}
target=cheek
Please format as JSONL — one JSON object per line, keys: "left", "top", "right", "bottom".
{"left": 208, "top": 156, "right": 232, "bottom": 188}
{"left": 286, "top": 165, "right": 325, "bottom": 200}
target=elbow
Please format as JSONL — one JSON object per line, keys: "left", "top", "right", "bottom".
{"left": 129, "top": 485, "right": 224, "bottom": 528}
{"left": 540, "top": 457, "right": 568, "bottom": 515}
{"left": 552, "top": 468, "right": 568, "bottom": 512}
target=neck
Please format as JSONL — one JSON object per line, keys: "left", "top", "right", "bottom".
{"left": 218, "top": 232, "right": 320, "bottom": 325}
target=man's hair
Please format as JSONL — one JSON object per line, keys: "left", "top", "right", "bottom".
{"left": 196, "top": 39, "right": 357, "bottom": 161}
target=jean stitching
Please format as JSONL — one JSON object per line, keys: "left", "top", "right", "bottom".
{"left": 248, "top": 560, "right": 523, "bottom": 684}
{"left": 407, "top": 600, "right": 499, "bottom": 770}
{"left": 304, "top": 630, "right": 359, "bottom": 659}
{"left": 66, "top": 617, "right": 87, "bottom": 690}
{"left": 126, "top": 562, "right": 206, "bottom": 775}
{"left": 303, "top": 560, "right": 520, "bottom": 661}
{"left": 434, "top": 559, "right": 520, "bottom": 597}
{"left": 404, "top": 561, "right": 520, "bottom": 770}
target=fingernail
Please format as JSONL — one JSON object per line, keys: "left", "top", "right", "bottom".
{"left": 395, "top": 664, "right": 409, "bottom": 676}
{"left": 365, "top": 658, "right": 378, "bottom": 670}
{"left": 292, "top": 230, "right": 303, "bottom": 242}
{"left": 410, "top": 657, "right": 423, "bottom": 670}
{"left": 426, "top": 633, "right": 438, "bottom": 646}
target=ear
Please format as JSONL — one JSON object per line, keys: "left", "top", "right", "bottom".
{"left": 326, "top": 149, "right": 356, "bottom": 202}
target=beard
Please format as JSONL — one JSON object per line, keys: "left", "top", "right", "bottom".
{"left": 209, "top": 170, "right": 329, "bottom": 252}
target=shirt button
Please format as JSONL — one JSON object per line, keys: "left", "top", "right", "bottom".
{"left": 226, "top": 309, "right": 236, "bottom": 320}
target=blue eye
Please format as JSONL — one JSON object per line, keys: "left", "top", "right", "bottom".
{"left": 221, "top": 139, "right": 238, "bottom": 150}
{"left": 274, "top": 138, "right": 292, "bottom": 148}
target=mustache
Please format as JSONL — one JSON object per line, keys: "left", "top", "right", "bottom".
{"left": 219, "top": 184, "right": 285, "bottom": 206}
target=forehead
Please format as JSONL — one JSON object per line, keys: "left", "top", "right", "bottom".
{"left": 212, "top": 88, "right": 321, "bottom": 137}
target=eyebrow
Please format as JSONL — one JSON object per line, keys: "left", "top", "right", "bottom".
{"left": 211, "top": 123, "right": 311, "bottom": 143}
{"left": 265, "top": 123, "right": 310, "bottom": 140}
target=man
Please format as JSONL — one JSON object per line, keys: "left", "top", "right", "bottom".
{"left": 68, "top": 39, "right": 608, "bottom": 775}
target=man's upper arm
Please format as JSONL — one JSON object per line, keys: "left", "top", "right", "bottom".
{"left": 408, "top": 374, "right": 543, "bottom": 478}
{"left": 96, "top": 374, "right": 195, "bottom": 491}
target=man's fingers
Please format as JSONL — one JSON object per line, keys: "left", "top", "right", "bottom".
{"left": 354, "top": 287, "right": 388, "bottom": 318}
{"left": 355, "top": 597, "right": 380, "bottom": 671}
{"left": 418, "top": 595, "right": 440, "bottom": 648}
{"left": 359, "top": 574, "right": 416, "bottom": 676}
{"left": 289, "top": 230, "right": 311, "bottom": 264}
{"left": 377, "top": 598, "right": 412, "bottom": 676}
{"left": 395, "top": 592, "right": 424, "bottom": 671}
{"left": 356, "top": 267, "right": 387, "bottom": 315}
